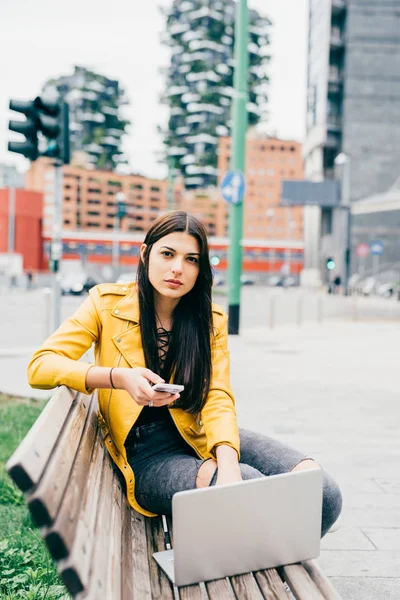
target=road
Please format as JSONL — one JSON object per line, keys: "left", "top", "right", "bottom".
{"left": 1, "top": 285, "right": 400, "bottom": 352}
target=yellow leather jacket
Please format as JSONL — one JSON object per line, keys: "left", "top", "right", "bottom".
{"left": 27, "top": 282, "right": 239, "bottom": 516}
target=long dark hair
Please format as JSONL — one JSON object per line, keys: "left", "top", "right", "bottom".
{"left": 136, "top": 211, "right": 213, "bottom": 414}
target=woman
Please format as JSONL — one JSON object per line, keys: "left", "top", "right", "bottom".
{"left": 28, "top": 211, "right": 342, "bottom": 536}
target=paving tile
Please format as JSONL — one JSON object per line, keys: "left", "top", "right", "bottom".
{"left": 361, "top": 528, "right": 400, "bottom": 551}
{"left": 375, "top": 479, "right": 400, "bottom": 495}
{"left": 340, "top": 508, "right": 400, "bottom": 528}
{"left": 329, "top": 576, "right": 400, "bottom": 600}
{"left": 319, "top": 550, "right": 400, "bottom": 577}
{"left": 321, "top": 527, "right": 376, "bottom": 551}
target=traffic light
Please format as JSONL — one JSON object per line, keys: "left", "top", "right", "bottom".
{"left": 8, "top": 96, "right": 70, "bottom": 164}
{"left": 38, "top": 97, "right": 70, "bottom": 164}
{"left": 326, "top": 257, "right": 336, "bottom": 271}
{"left": 8, "top": 100, "right": 39, "bottom": 160}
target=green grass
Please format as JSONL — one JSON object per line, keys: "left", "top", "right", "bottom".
{"left": 0, "top": 395, "right": 70, "bottom": 599}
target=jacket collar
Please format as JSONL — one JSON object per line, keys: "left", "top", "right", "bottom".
{"left": 112, "top": 281, "right": 140, "bottom": 323}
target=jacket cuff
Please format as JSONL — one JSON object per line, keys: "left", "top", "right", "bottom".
{"left": 62, "top": 361, "right": 95, "bottom": 395}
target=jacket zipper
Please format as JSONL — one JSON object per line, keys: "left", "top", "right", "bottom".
{"left": 168, "top": 409, "right": 206, "bottom": 460}
{"left": 106, "top": 320, "right": 131, "bottom": 454}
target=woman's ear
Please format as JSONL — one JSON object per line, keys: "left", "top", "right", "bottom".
{"left": 140, "top": 243, "right": 147, "bottom": 263}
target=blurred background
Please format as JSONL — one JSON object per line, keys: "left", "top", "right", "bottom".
{"left": 1, "top": 0, "right": 400, "bottom": 317}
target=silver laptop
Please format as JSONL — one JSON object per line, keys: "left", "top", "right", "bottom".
{"left": 153, "top": 468, "right": 323, "bottom": 587}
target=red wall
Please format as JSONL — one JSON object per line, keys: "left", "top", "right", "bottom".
{"left": 0, "top": 189, "right": 44, "bottom": 271}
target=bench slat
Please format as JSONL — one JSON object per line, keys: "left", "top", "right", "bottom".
{"left": 205, "top": 578, "right": 236, "bottom": 599}
{"left": 27, "top": 393, "right": 92, "bottom": 527}
{"left": 303, "top": 560, "right": 343, "bottom": 600}
{"left": 6, "top": 386, "right": 76, "bottom": 491}
{"left": 81, "top": 455, "right": 116, "bottom": 598}
{"left": 254, "top": 569, "right": 292, "bottom": 599}
{"left": 178, "top": 584, "right": 203, "bottom": 599}
{"left": 58, "top": 439, "right": 106, "bottom": 595}
{"left": 145, "top": 517, "right": 175, "bottom": 599}
{"left": 105, "top": 475, "right": 123, "bottom": 600}
{"left": 230, "top": 573, "right": 264, "bottom": 599}
{"left": 123, "top": 505, "right": 152, "bottom": 600}
{"left": 280, "top": 564, "right": 325, "bottom": 600}
{"left": 44, "top": 399, "right": 99, "bottom": 559}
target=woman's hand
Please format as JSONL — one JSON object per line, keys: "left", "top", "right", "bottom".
{"left": 113, "top": 367, "right": 180, "bottom": 407}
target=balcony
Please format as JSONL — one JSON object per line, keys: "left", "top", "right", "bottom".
{"left": 332, "top": 0, "right": 346, "bottom": 15}
{"left": 326, "top": 114, "right": 342, "bottom": 131}
{"left": 328, "top": 66, "right": 344, "bottom": 94}
{"left": 330, "top": 28, "right": 345, "bottom": 48}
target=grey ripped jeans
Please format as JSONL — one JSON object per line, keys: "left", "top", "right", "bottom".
{"left": 125, "top": 417, "right": 342, "bottom": 538}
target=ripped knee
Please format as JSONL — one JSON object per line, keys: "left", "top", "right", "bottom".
{"left": 290, "top": 458, "right": 320, "bottom": 472}
{"left": 196, "top": 459, "right": 218, "bottom": 488}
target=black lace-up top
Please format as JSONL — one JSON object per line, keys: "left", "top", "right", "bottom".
{"left": 131, "top": 326, "right": 173, "bottom": 428}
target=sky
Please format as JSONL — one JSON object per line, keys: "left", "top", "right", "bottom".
{"left": 0, "top": 0, "right": 308, "bottom": 180}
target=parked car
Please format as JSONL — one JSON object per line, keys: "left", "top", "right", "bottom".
{"left": 376, "top": 282, "right": 395, "bottom": 298}
{"left": 240, "top": 275, "right": 256, "bottom": 286}
{"left": 116, "top": 272, "right": 137, "bottom": 285}
{"left": 61, "top": 274, "right": 98, "bottom": 295}
{"left": 213, "top": 275, "right": 225, "bottom": 287}
{"left": 361, "top": 276, "right": 376, "bottom": 296}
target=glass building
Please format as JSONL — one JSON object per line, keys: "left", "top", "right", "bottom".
{"left": 302, "top": 0, "right": 400, "bottom": 284}
{"left": 352, "top": 176, "right": 400, "bottom": 273}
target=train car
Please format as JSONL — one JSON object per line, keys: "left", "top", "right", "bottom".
{"left": 43, "top": 231, "right": 304, "bottom": 276}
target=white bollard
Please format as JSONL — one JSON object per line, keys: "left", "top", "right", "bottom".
{"left": 269, "top": 295, "right": 276, "bottom": 329}
{"left": 352, "top": 295, "right": 358, "bottom": 322}
{"left": 43, "top": 287, "right": 53, "bottom": 340}
{"left": 317, "top": 295, "right": 323, "bottom": 324}
{"left": 296, "top": 295, "right": 303, "bottom": 327}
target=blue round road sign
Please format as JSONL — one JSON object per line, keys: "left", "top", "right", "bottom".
{"left": 220, "top": 170, "right": 246, "bottom": 205}
{"left": 369, "top": 240, "right": 384, "bottom": 256}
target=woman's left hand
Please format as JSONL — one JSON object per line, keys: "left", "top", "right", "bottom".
{"left": 215, "top": 464, "right": 242, "bottom": 486}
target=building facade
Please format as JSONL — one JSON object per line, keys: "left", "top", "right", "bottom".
{"left": 26, "top": 160, "right": 169, "bottom": 238}
{"left": 26, "top": 136, "right": 304, "bottom": 276}
{"left": 43, "top": 66, "right": 129, "bottom": 171}
{"left": 303, "top": 0, "right": 400, "bottom": 282}
{"left": 351, "top": 176, "right": 400, "bottom": 274}
{"left": 0, "top": 189, "right": 44, "bottom": 271}
{"left": 218, "top": 134, "right": 304, "bottom": 243}
{"left": 162, "top": 0, "right": 271, "bottom": 188}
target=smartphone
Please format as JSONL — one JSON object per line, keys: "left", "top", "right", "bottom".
{"left": 152, "top": 383, "right": 184, "bottom": 394}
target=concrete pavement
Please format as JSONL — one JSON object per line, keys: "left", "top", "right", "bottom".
{"left": 1, "top": 311, "right": 399, "bottom": 598}
{"left": 229, "top": 321, "right": 400, "bottom": 600}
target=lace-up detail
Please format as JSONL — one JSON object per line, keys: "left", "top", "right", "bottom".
{"left": 156, "top": 327, "right": 171, "bottom": 372}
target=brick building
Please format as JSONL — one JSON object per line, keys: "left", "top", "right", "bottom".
{"left": 0, "top": 189, "right": 44, "bottom": 271}
{"left": 26, "top": 133, "right": 304, "bottom": 248}
{"left": 217, "top": 135, "right": 304, "bottom": 241}
{"left": 26, "top": 160, "right": 169, "bottom": 237}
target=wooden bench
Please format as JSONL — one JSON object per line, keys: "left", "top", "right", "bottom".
{"left": 6, "top": 387, "right": 342, "bottom": 599}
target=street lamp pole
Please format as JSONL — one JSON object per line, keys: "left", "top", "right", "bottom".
{"left": 228, "top": 0, "right": 248, "bottom": 335}
{"left": 168, "top": 156, "right": 175, "bottom": 211}
{"left": 113, "top": 191, "right": 126, "bottom": 280}
{"left": 334, "top": 153, "right": 351, "bottom": 295}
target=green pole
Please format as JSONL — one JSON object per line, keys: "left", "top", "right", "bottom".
{"left": 168, "top": 156, "right": 174, "bottom": 211}
{"left": 228, "top": 0, "right": 248, "bottom": 335}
